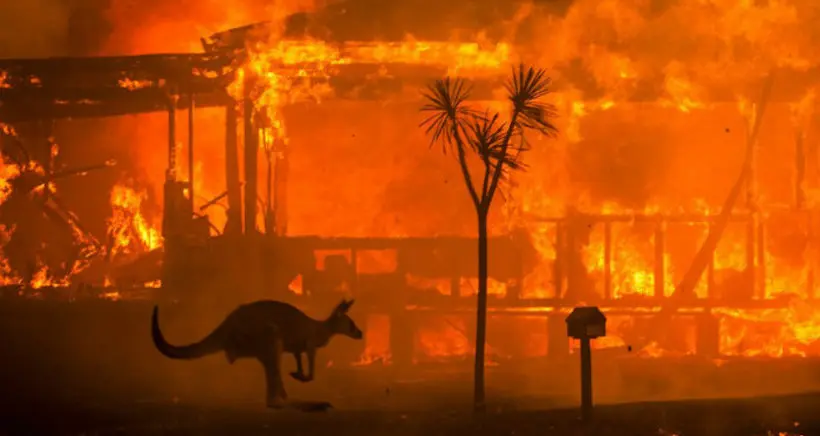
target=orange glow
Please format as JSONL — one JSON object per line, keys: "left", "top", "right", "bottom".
{"left": 107, "top": 182, "right": 163, "bottom": 257}
{"left": 4, "top": 0, "right": 820, "bottom": 365}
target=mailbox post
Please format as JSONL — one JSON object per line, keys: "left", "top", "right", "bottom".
{"left": 565, "top": 306, "right": 607, "bottom": 424}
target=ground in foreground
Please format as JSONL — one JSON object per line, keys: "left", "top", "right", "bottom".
{"left": 1, "top": 392, "right": 817, "bottom": 436}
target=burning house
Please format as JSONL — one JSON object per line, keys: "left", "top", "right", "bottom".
{"left": 0, "top": 0, "right": 819, "bottom": 376}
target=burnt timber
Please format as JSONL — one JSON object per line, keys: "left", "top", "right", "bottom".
{"left": 1, "top": 53, "right": 819, "bottom": 123}
{"left": 0, "top": 54, "right": 233, "bottom": 122}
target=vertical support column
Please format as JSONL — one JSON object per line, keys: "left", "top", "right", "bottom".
{"left": 161, "top": 95, "right": 179, "bottom": 298}
{"left": 746, "top": 216, "right": 757, "bottom": 298}
{"left": 603, "top": 222, "right": 612, "bottom": 299}
{"left": 553, "top": 222, "right": 564, "bottom": 298}
{"left": 273, "top": 138, "right": 290, "bottom": 236}
{"left": 243, "top": 74, "right": 259, "bottom": 235}
{"left": 188, "top": 92, "right": 195, "bottom": 211}
{"left": 565, "top": 220, "right": 577, "bottom": 297}
{"left": 349, "top": 248, "right": 359, "bottom": 295}
{"left": 707, "top": 223, "right": 715, "bottom": 298}
{"left": 167, "top": 95, "right": 177, "bottom": 182}
{"left": 547, "top": 314, "right": 569, "bottom": 357}
{"left": 756, "top": 215, "right": 766, "bottom": 299}
{"left": 450, "top": 276, "right": 460, "bottom": 299}
{"left": 162, "top": 96, "right": 178, "bottom": 239}
{"left": 264, "top": 136, "right": 274, "bottom": 234}
{"left": 654, "top": 220, "right": 666, "bottom": 299}
{"left": 224, "top": 100, "right": 242, "bottom": 234}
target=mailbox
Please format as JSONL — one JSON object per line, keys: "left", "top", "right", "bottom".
{"left": 565, "top": 306, "right": 607, "bottom": 340}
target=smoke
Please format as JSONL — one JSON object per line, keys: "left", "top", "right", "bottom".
{"left": 0, "top": 0, "right": 70, "bottom": 57}
{"left": 101, "top": 0, "right": 317, "bottom": 54}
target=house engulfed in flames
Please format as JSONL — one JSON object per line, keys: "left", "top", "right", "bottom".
{"left": 0, "top": 0, "right": 819, "bottom": 367}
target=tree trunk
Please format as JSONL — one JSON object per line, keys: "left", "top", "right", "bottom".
{"left": 474, "top": 209, "right": 489, "bottom": 412}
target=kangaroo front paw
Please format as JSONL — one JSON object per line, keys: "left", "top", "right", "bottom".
{"left": 289, "top": 372, "right": 313, "bottom": 382}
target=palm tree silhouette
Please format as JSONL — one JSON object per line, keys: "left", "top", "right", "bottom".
{"left": 420, "top": 65, "right": 557, "bottom": 411}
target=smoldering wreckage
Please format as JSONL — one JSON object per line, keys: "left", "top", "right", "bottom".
{"left": 1, "top": 0, "right": 820, "bottom": 433}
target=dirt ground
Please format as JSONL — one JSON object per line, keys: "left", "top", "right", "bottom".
{"left": 1, "top": 392, "right": 815, "bottom": 436}
{"left": 0, "top": 302, "right": 817, "bottom": 436}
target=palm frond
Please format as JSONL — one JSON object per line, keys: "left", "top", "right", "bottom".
{"left": 465, "top": 112, "right": 531, "bottom": 185}
{"left": 465, "top": 111, "right": 507, "bottom": 159}
{"left": 420, "top": 77, "right": 478, "bottom": 154}
{"left": 505, "top": 64, "right": 559, "bottom": 136}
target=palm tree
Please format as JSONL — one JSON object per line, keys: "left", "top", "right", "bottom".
{"left": 420, "top": 65, "right": 557, "bottom": 411}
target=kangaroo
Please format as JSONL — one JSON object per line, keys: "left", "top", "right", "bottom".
{"left": 151, "top": 299, "right": 363, "bottom": 408}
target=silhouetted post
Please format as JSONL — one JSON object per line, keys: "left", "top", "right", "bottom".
{"left": 243, "top": 73, "right": 258, "bottom": 235}
{"left": 166, "top": 93, "right": 177, "bottom": 181}
{"left": 579, "top": 336, "right": 592, "bottom": 421}
{"left": 565, "top": 307, "right": 607, "bottom": 424}
{"left": 188, "top": 91, "right": 195, "bottom": 211}
{"left": 224, "top": 101, "right": 242, "bottom": 235}
{"left": 273, "top": 138, "right": 289, "bottom": 236}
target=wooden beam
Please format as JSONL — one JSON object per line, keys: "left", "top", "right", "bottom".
{"left": 0, "top": 91, "right": 231, "bottom": 123}
{"left": 224, "top": 102, "right": 242, "bottom": 235}
{"left": 243, "top": 74, "right": 259, "bottom": 235}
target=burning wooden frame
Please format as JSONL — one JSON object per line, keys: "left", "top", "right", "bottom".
{"left": 0, "top": 19, "right": 818, "bottom": 365}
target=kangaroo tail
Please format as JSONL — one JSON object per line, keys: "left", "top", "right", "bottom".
{"left": 151, "top": 306, "right": 226, "bottom": 360}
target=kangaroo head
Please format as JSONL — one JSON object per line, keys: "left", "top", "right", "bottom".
{"left": 327, "top": 299, "right": 363, "bottom": 340}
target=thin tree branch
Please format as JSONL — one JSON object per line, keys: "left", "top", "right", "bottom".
{"left": 484, "top": 112, "right": 518, "bottom": 209}
{"left": 453, "top": 127, "right": 482, "bottom": 209}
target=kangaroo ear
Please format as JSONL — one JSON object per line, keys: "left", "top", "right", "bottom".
{"left": 336, "top": 299, "right": 353, "bottom": 314}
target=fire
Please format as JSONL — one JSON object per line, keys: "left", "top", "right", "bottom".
{"left": 107, "top": 182, "right": 163, "bottom": 257}
{"left": 661, "top": 62, "right": 706, "bottom": 113}
{"left": 231, "top": 36, "right": 511, "bottom": 146}
{"left": 4, "top": 0, "right": 820, "bottom": 364}
{"left": 117, "top": 78, "right": 153, "bottom": 91}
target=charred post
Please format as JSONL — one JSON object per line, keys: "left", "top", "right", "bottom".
{"left": 273, "top": 137, "right": 290, "bottom": 235}
{"left": 707, "top": 248, "right": 716, "bottom": 298}
{"left": 746, "top": 218, "right": 757, "bottom": 298}
{"left": 224, "top": 101, "right": 242, "bottom": 235}
{"left": 654, "top": 221, "right": 666, "bottom": 299}
{"left": 188, "top": 92, "right": 195, "bottom": 212}
{"left": 554, "top": 222, "right": 564, "bottom": 298}
{"left": 603, "top": 222, "right": 612, "bottom": 299}
{"left": 166, "top": 93, "right": 177, "bottom": 182}
{"left": 243, "top": 73, "right": 259, "bottom": 235}
{"left": 566, "top": 307, "right": 606, "bottom": 424}
{"left": 162, "top": 94, "right": 178, "bottom": 240}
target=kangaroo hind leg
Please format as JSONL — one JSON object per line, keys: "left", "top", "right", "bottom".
{"left": 258, "top": 324, "right": 287, "bottom": 409}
